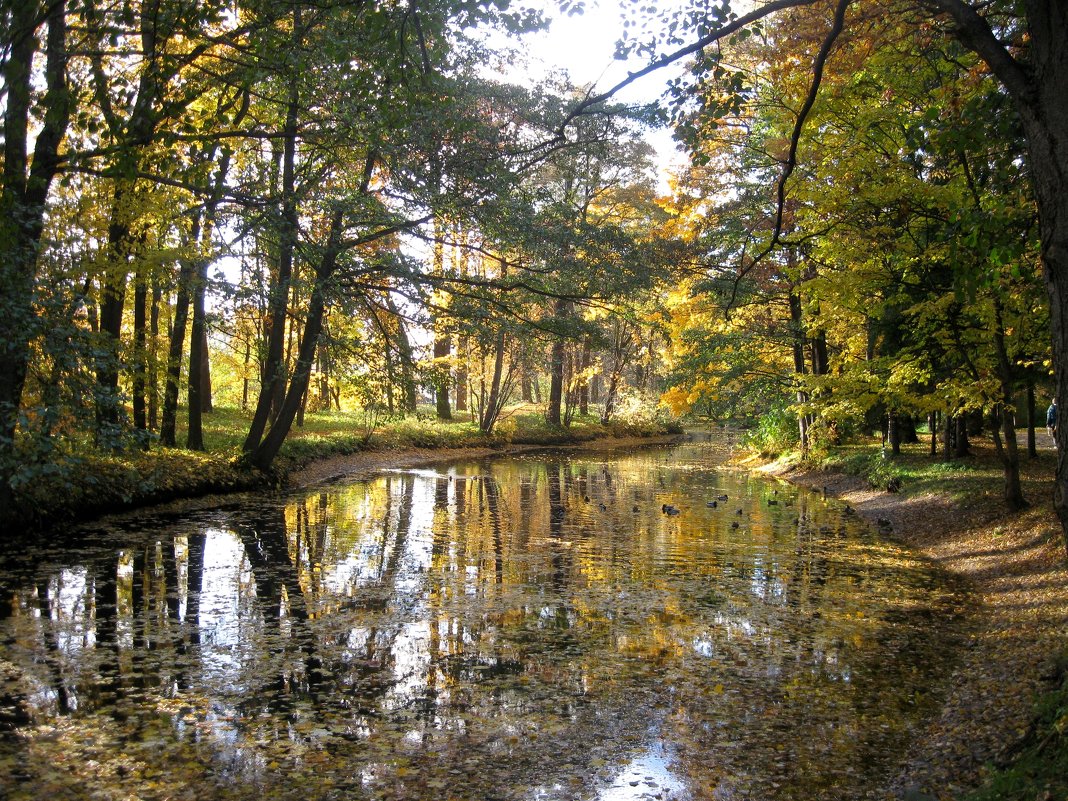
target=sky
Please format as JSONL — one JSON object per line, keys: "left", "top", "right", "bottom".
{"left": 505, "top": 0, "right": 689, "bottom": 178}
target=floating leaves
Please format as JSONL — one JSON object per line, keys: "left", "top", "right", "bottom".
{"left": 0, "top": 442, "right": 965, "bottom": 800}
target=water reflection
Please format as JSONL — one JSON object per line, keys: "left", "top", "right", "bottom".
{"left": 0, "top": 439, "right": 964, "bottom": 800}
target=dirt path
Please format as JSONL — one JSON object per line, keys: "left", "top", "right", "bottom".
{"left": 758, "top": 454, "right": 1068, "bottom": 800}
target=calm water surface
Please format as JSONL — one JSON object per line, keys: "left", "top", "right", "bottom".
{"left": 0, "top": 436, "right": 965, "bottom": 800}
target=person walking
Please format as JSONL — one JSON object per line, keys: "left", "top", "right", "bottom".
{"left": 1047, "top": 398, "right": 1058, "bottom": 445}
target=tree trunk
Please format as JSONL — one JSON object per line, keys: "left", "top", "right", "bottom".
{"left": 132, "top": 271, "right": 148, "bottom": 437}
{"left": 455, "top": 336, "right": 468, "bottom": 413}
{"left": 244, "top": 18, "right": 301, "bottom": 455}
{"left": 159, "top": 217, "right": 198, "bottom": 446}
{"left": 148, "top": 276, "right": 161, "bottom": 431}
{"left": 434, "top": 333, "right": 452, "bottom": 420}
{"left": 249, "top": 209, "right": 344, "bottom": 471}
{"left": 0, "top": 0, "right": 70, "bottom": 517}
{"left": 1027, "top": 382, "right": 1038, "bottom": 458}
{"left": 578, "top": 338, "right": 591, "bottom": 416}
{"left": 479, "top": 329, "right": 507, "bottom": 433}
{"left": 789, "top": 291, "right": 810, "bottom": 450}
{"left": 198, "top": 325, "right": 212, "bottom": 413}
{"left": 546, "top": 297, "right": 571, "bottom": 426}
{"left": 186, "top": 261, "right": 207, "bottom": 450}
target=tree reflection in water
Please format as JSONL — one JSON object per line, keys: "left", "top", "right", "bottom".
{"left": 0, "top": 440, "right": 966, "bottom": 800}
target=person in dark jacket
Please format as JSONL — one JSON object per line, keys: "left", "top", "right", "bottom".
{"left": 1047, "top": 399, "right": 1058, "bottom": 445}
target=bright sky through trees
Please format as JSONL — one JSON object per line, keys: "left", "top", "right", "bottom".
{"left": 514, "top": 0, "right": 687, "bottom": 178}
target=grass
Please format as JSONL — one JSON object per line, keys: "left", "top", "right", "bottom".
{"left": 796, "top": 434, "right": 1057, "bottom": 510}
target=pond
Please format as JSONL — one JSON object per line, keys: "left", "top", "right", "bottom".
{"left": 0, "top": 436, "right": 966, "bottom": 800}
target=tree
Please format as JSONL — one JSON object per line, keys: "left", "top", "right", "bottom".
{"left": 0, "top": 0, "right": 71, "bottom": 512}
{"left": 570, "top": 0, "right": 1068, "bottom": 551}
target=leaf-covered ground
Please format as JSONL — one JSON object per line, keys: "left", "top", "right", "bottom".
{"left": 761, "top": 444, "right": 1068, "bottom": 800}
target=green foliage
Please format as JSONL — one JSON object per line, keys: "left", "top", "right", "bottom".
{"left": 743, "top": 407, "right": 799, "bottom": 457}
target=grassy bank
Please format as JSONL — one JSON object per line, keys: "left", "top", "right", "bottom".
{"left": 756, "top": 435, "right": 1068, "bottom": 800}
{"left": 5, "top": 405, "right": 680, "bottom": 531}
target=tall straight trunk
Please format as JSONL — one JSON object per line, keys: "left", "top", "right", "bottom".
{"left": 244, "top": 12, "right": 302, "bottom": 454}
{"left": 546, "top": 298, "right": 569, "bottom": 426}
{"left": 455, "top": 337, "right": 469, "bottom": 414}
{"left": 434, "top": 337, "right": 452, "bottom": 419}
{"left": 198, "top": 325, "right": 212, "bottom": 413}
{"left": 148, "top": 277, "right": 161, "bottom": 431}
{"left": 159, "top": 215, "right": 200, "bottom": 446}
{"left": 546, "top": 343, "right": 565, "bottom": 426}
{"left": 132, "top": 271, "right": 148, "bottom": 436}
{"left": 1026, "top": 382, "right": 1038, "bottom": 458}
{"left": 96, "top": 182, "right": 136, "bottom": 436}
{"left": 0, "top": 0, "right": 70, "bottom": 514}
{"left": 249, "top": 209, "right": 344, "bottom": 471}
{"left": 789, "top": 291, "right": 810, "bottom": 450}
{"left": 929, "top": 411, "right": 938, "bottom": 457}
{"left": 578, "top": 338, "right": 591, "bottom": 416}
{"left": 186, "top": 260, "right": 208, "bottom": 450}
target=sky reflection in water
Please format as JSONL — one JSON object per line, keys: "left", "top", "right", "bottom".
{"left": 0, "top": 438, "right": 965, "bottom": 800}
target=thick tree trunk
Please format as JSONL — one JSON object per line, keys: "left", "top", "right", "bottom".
{"left": 546, "top": 298, "right": 571, "bottom": 426}
{"left": 0, "top": 0, "right": 69, "bottom": 517}
{"left": 186, "top": 261, "right": 207, "bottom": 450}
{"left": 198, "top": 325, "right": 212, "bottom": 413}
{"left": 434, "top": 334, "right": 453, "bottom": 420}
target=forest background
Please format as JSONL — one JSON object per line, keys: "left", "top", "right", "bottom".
{"left": 1, "top": 0, "right": 1065, "bottom": 548}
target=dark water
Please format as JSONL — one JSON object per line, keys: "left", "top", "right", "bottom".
{"left": 0, "top": 437, "right": 965, "bottom": 800}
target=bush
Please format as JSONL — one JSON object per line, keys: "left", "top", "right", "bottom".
{"left": 743, "top": 407, "right": 799, "bottom": 456}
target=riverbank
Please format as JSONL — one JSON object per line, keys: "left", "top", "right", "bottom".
{"left": 3, "top": 407, "right": 681, "bottom": 532}
{"left": 288, "top": 433, "right": 684, "bottom": 488}
{"left": 755, "top": 446, "right": 1068, "bottom": 800}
